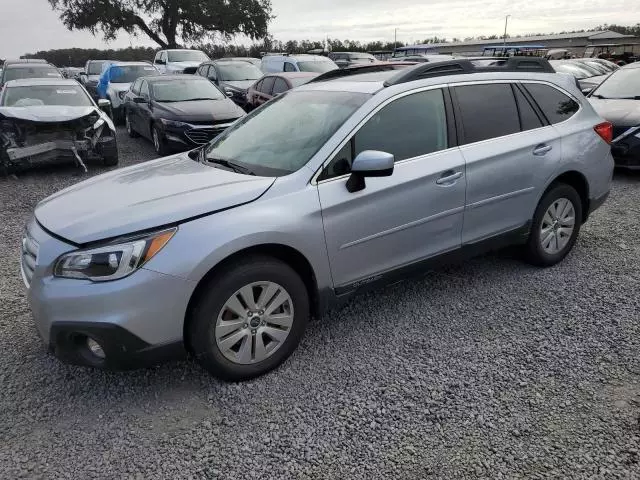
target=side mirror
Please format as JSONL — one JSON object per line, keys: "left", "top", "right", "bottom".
{"left": 97, "top": 98, "right": 111, "bottom": 110}
{"left": 346, "top": 150, "right": 394, "bottom": 193}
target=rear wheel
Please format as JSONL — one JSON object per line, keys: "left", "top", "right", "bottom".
{"left": 189, "top": 256, "right": 310, "bottom": 381}
{"left": 524, "top": 183, "right": 582, "bottom": 267}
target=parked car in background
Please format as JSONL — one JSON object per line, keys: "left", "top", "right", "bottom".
{"left": 328, "top": 52, "right": 377, "bottom": 68}
{"left": 261, "top": 54, "right": 338, "bottom": 74}
{"left": 0, "top": 61, "right": 62, "bottom": 88}
{"left": 97, "top": 61, "right": 159, "bottom": 123}
{"left": 79, "top": 60, "right": 108, "bottom": 100}
{"left": 123, "top": 75, "right": 245, "bottom": 155}
{"left": 588, "top": 58, "right": 621, "bottom": 72}
{"left": 246, "top": 72, "right": 319, "bottom": 110}
{"left": 588, "top": 62, "right": 640, "bottom": 169}
{"left": 153, "top": 49, "right": 210, "bottom": 74}
{"left": 549, "top": 60, "right": 608, "bottom": 94}
{"left": 61, "top": 67, "right": 83, "bottom": 79}
{"left": 0, "top": 78, "right": 117, "bottom": 173}
{"left": 22, "top": 58, "right": 612, "bottom": 381}
{"left": 223, "top": 57, "right": 262, "bottom": 67}
{"left": 196, "top": 60, "right": 264, "bottom": 108}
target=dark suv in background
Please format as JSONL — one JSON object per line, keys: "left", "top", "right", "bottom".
{"left": 196, "top": 60, "right": 264, "bottom": 108}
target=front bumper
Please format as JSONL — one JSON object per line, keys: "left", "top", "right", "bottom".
{"left": 24, "top": 219, "right": 195, "bottom": 369}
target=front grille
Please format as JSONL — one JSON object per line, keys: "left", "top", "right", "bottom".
{"left": 21, "top": 229, "right": 39, "bottom": 288}
{"left": 184, "top": 126, "right": 228, "bottom": 145}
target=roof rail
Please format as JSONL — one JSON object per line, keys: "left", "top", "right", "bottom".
{"left": 383, "top": 56, "right": 555, "bottom": 87}
{"left": 308, "top": 62, "right": 416, "bottom": 84}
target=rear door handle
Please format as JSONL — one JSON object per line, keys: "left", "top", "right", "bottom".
{"left": 533, "top": 144, "right": 553, "bottom": 156}
{"left": 436, "top": 171, "right": 463, "bottom": 185}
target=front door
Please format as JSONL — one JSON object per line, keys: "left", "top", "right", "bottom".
{"left": 317, "top": 88, "right": 467, "bottom": 290}
{"left": 137, "top": 80, "right": 153, "bottom": 139}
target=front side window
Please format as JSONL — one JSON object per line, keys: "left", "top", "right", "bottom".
{"left": 524, "top": 83, "right": 579, "bottom": 124}
{"left": 131, "top": 79, "right": 142, "bottom": 95}
{"left": 455, "top": 83, "right": 520, "bottom": 144}
{"left": 2, "top": 84, "right": 93, "bottom": 107}
{"left": 319, "top": 89, "right": 449, "bottom": 180}
{"left": 139, "top": 81, "right": 150, "bottom": 99}
{"left": 204, "top": 90, "right": 369, "bottom": 176}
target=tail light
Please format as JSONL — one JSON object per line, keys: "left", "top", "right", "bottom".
{"left": 594, "top": 122, "right": 613, "bottom": 144}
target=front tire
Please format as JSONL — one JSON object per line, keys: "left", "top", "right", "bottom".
{"left": 524, "top": 183, "right": 582, "bottom": 267}
{"left": 152, "top": 125, "right": 170, "bottom": 157}
{"left": 125, "top": 111, "right": 139, "bottom": 138}
{"left": 189, "top": 256, "right": 310, "bottom": 381}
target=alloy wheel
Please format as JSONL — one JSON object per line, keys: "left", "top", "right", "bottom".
{"left": 539, "top": 197, "right": 575, "bottom": 254}
{"left": 214, "top": 281, "right": 294, "bottom": 365}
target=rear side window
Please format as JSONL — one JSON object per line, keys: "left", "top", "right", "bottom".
{"left": 454, "top": 84, "right": 520, "bottom": 144}
{"left": 513, "top": 85, "right": 544, "bottom": 131}
{"left": 284, "top": 62, "right": 296, "bottom": 72}
{"left": 272, "top": 78, "right": 289, "bottom": 95}
{"left": 524, "top": 83, "right": 579, "bottom": 124}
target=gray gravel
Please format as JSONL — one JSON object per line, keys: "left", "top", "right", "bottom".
{"left": 1, "top": 129, "right": 640, "bottom": 479}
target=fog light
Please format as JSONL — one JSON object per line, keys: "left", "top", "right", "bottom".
{"left": 86, "top": 337, "right": 106, "bottom": 359}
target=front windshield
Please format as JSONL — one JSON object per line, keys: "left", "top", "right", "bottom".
{"left": 570, "top": 61, "right": 602, "bottom": 76}
{"left": 551, "top": 62, "right": 591, "bottom": 79}
{"left": 217, "top": 63, "right": 263, "bottom": 81}
{"left": 297, "top": 61, "right": 338, "bottom": 73}
{"left": 110, "top": 65, "right": 157, "bottom": 83}
{"left": 592, "top": 67, "right": 640, "bottom": 98}
{"left": 167, "top": 50, "right": 209, "bottom": 63}
{"left": 4, "top": 66, "right": 61, "bottom": 82}
{"left": 2, "top": 84, "right": 93, "bottom": 107}
{"left": 580, "top": 61, "right": 609, "bottom": 74}
{"left": 151, "top": 79, "right": 224, "bottom": 102}
{"left": 87, "top": 61, "right": 106, "bottom": 75}
{"left": 205, "top": 90, "right": 369, "bottom": 176}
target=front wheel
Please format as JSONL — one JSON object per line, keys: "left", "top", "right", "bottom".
{"left": 125, "top": 111, "right": 139, "bottom": 138}
{"left": 524, "top": 183, "right": 582, "bottom": 267}
{"left": 189, "top": 256, "right": 310, "bottom": 381}
{"left": 152, "top": 125, "right": 170, "bottom": 157}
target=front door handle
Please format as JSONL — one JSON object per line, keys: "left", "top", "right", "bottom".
{"left": 436, "top": 171, "right": 463, "bottom": 185}
{"left": 533, "top": 144, "right": 553, "bottom": 156}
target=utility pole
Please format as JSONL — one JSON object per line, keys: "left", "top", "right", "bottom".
{"left": 394, "top": 28, "right": 398, "bottom": 47}
{"left": 503, "top": 15, "right": 511, "bottom": 48}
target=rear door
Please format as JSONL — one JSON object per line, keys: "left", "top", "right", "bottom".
{"left": 127, "top": 78, "right": 142, "bottom": 129}
{"left": 452, "top": 82, "right": 563, "bottom": 244}
{"left": 317, "top": 88, "right": 466, "bottom": 290}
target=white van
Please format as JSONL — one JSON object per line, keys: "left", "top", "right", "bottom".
{"left": 261, "top": 54, "right": 338, "bottom": 74}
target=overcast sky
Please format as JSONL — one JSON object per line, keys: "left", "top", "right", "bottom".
{"left": 0, "top": 0, "right": 637, "bottom": 58}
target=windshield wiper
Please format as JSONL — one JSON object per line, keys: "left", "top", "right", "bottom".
{"left": 204, "top": 154, "right": 256, "bottom": 175}
{"left": 592, "top": 94, "right": 640, "bottom": 100}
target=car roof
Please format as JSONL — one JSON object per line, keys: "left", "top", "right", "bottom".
{"left": 4, "top": 78, "right": 80, "bottom": 87}
{"left": 263, "top": 72, "right": 319, "bottom": 79}
{"left": 145, "top": 75, "right": 211, "bottom": 82}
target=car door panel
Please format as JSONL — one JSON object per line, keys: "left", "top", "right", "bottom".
{"left": 317, "top": 88, "right": 465, "bottom": 289}
{"left": 318, "top": 149, "right": 466, "bottom": 289}
{"left": 459, "top": 126, "right": 562, "bottom": 243}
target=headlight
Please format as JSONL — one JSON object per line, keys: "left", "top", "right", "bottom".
{"left": 54, "top": 228, "right": 176, "bottom": 282}
{"left": 118, "top": 90, "right": 126, "bottom": 100}
{"left": 160, "top": 118, "right": 188, "bottom": 128}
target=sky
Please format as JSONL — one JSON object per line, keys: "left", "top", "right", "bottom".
{"left": 0, "top": 0, "right": 637, "bottom": 58}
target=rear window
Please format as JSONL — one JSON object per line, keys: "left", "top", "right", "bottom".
{"left": 4, "top": 66, "right": 61, "bottom": 82}
{"left": 454, "top": 84, "right": 520, "bottom": 144}
{"left": 524, "top": 83, "right": 579, "bottom": 124}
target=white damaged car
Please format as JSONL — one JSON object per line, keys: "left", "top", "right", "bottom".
{"left": 0, "top": 78, "right": 117, "bottom": 174}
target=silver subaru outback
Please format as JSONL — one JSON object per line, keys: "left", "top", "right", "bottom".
{"left": 22, "top": 58, "right": 614, "bottom": 381}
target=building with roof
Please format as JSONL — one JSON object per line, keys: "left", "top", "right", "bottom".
{"left": 404, "top": 30, "right": 639, "bottom": 56}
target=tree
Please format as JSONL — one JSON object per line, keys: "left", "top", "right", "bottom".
{"left": 47, "top": 0, "right": 273, "bottom": 49}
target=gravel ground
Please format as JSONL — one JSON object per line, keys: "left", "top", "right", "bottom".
{"left": 1, "top": 129, "right": 639, "bottom": 479}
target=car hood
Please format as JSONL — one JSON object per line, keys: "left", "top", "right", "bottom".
{"left": 35, "top": 152, "right": 276, "bottom": 244}
{"left": 222, "top": 80, "right": 255, "bottom": 91}
{"left": 589, "top": 98, "right": 640, "bottom": 127}
{"left": 154, "top": 98, "right": 244, "bottom": 122}
{"left": 0, "top": 105, "right": 102, "bottom": 123}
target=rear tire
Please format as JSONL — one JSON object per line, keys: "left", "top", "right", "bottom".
{"left": 189, "top": 255, "right": 310, "bottom": 381}
{"left": 524, "top": 183, "right": 582, "bottom": 267}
